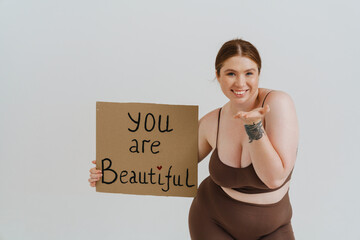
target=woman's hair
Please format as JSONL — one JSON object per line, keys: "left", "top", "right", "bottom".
{"left": 215, "top": 38, "right": 262, "bottom": 77}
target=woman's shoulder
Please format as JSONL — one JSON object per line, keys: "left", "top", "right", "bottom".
{"left": 260, "top": 88, "right": 294, "bottom": 106}
{"left": 198, "top": 107, "right": 222, "bottom": 148}
{"left": 260, "top": 87, "right": 288, "bottom": 95}
{"left": 199, "top": 107, "right": 221, "bottom": 127}
{"left": 261, "top": 89, "right": 297, "bottom": 127}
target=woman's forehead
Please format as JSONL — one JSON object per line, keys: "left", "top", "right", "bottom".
{"left": 222, "top": 56, "right": 258, "bottom": 71}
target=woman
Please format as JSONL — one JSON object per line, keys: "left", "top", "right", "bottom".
{"left": 188, "top": 39, "right": 299, "bottom": 239}
{"left": 88, "top": 38, "right": 299, "bottom": 239}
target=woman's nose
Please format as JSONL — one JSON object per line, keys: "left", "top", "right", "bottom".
{"left": 235, "top": 76, "right": 246, "bottom": 86}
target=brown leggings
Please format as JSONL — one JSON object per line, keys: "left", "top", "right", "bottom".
{"left": 188, "top": 176, "right": 295, "bottom": 240}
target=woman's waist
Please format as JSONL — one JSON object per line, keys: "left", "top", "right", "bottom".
{"left": 220, "top": 181, "right": 291, "bottom": 205}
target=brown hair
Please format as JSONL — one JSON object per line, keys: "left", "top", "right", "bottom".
{"left": 215, "top": 38, "right": 262, "bottom": 77}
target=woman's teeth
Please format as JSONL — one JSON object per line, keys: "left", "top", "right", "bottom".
{"left": 233, "top": 90, "right": 247, "bottom": 95}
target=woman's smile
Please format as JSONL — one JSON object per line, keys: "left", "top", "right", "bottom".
{"left": 232, "top": 89, "right": 249, "bottom": 97}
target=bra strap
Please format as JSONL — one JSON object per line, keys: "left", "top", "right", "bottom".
{"left": 216, "top": 108, "right": 222, "bottom": 148}
{"left": 262, "top": 90, "right": 273, "bottom": 107}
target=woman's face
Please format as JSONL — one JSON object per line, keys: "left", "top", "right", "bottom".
{"left": 216, "top": 55, "right": 259, "bottom": 104}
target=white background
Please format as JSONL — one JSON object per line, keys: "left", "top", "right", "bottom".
{"left": 1, "top": 0, "right": 359, "bottom": 239}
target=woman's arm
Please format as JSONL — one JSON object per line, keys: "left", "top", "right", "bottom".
{"left": 244, "top": 90, "right": 299, "bottom": 189}
{"left": 198, "top": 114, "right": 213, "bottom": 163}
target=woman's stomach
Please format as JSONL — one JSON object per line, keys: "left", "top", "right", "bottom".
{"left": 221, "top": 181, "right": 291, "bottom": 205}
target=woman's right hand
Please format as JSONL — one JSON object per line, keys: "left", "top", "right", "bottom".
{"left": 88, "top": 160, "right": 102, "bottom": 187}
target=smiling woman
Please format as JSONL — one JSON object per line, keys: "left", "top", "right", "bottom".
{"left": 217, "top": 56, "right": 260, "bottom": 108}
{"left": 188, "top": 39, "right": 299, "bottom": 240}
{"left": 87, "top": 38, "right": 299, "bottom": 239}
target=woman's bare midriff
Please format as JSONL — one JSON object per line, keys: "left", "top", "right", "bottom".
{"left": 221, "top": 181, "right": 290, "bottom": 204}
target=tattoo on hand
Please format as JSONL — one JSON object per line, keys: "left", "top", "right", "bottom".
{"left": 244, "top": 121, "right": 264, "bottom": 143}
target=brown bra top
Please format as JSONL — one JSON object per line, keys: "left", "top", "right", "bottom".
{"left": 209, "top": 91, "right": 294, "bottom": 194}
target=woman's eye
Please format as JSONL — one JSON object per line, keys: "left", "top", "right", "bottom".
{"left": 227, "top": 73, "right": 235, "bottom": 76}
{"left": 246, "top": 72, "right": 253, "bottom": 76}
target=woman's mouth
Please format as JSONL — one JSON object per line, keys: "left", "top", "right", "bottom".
{"left": 232, "top": 89, "right": 248, "bottom": 97}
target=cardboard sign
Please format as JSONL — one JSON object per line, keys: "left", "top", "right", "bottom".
{"left": 96, "top": 102, "right": 198, "bottom": 197}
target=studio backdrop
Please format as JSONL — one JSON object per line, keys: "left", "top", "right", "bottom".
{"left": 1, "top": 0, "right": 359, "bottom": 239}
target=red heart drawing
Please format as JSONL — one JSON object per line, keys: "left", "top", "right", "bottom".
{"left": 157, "top": 166, "right": 162, "bottom": 170}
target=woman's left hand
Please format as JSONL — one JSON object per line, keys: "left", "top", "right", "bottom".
{"left": 233, "top": 104, "right": 271, "bottom": 125}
